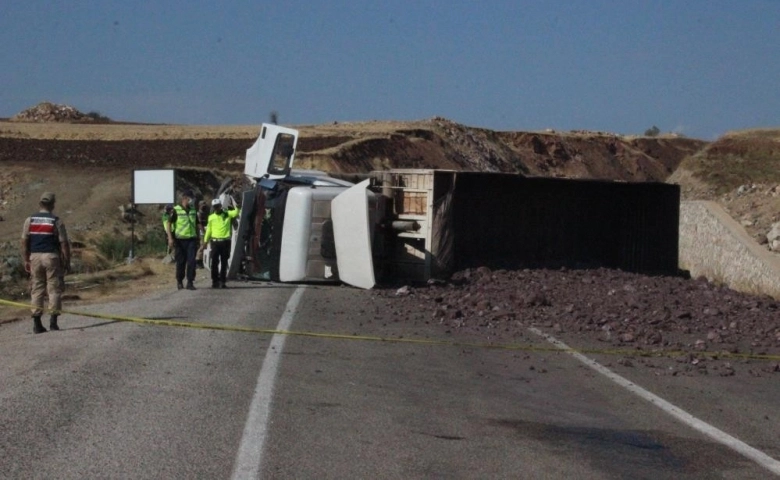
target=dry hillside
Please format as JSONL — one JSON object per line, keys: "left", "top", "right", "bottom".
{"left": 1, "top": 104, "right": 777, "bottom": 302}
{"left": 669, "top": 129, "right": 780, "bottom": 246}
{"left": 2, "top": 105, "right": 780, "bottom": 370}
{"left": 0, "top": 116, "right": 705, "bottom": 302}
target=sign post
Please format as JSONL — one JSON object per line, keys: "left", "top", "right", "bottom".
{"left": 130, "top": 170, "right": 176, "bottom": 263}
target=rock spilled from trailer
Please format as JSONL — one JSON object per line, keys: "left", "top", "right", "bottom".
{"left": 374, "top": 266, "right": 780, "bottom": 378}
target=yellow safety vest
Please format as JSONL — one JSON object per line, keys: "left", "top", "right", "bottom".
{"left": 204, "top": 208, "right": 240, "bottom": 242}
{"left": 172, "top": 205, "right": 197, "bottom": 239}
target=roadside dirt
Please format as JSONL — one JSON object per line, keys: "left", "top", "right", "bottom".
{"left": 1, "top": 258, "right": 175, "bottom": 325}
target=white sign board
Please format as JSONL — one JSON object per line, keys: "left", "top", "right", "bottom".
{"left": 133, "top": 169, "right": 175, "bottom": 204}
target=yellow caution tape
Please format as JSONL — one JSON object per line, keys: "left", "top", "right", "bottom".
{"left": 2, "top": 297, "right": 779, "bottom": 362}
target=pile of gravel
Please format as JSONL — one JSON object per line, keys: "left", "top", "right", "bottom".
{"left": 10, "top": 102, "right": 98, "bottom": 123}
{"left": 374, "top": 266, "right": 780, "bottom": 377}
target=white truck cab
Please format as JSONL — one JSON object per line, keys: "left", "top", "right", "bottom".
{"left": 207, "top": 123, "right": 377, "bottom": 289}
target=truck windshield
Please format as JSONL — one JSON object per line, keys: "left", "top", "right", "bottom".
{"left": 269, "top": 133, "right": 295, "bottom": 175}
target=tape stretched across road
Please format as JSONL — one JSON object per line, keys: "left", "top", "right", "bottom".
{"left": 2, "top": 297, "right": 779, "bottom": 362}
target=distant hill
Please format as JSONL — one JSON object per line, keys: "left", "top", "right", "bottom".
{"left": 10, "top": 101, "right": 111, "bottom": 123}
{"left": 292, "top": 118, "right": 707, "bottom": 183}
{"left": 0, "top": 116, "right": 706, "bottom": 184}
{"left": 669, "top": 128, "right": 780, "bottom": 198}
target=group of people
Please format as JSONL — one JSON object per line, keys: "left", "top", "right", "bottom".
{"left": 164, "top": 190, "right": 240, "bottom": 290}
{"left": 20, "top": 189, "right": 239, "bottom": 335}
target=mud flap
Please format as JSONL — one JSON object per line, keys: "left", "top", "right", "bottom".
{"left": 331, "top": 179, "right": 375, "bottom": 289}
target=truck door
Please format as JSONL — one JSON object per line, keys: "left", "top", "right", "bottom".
{"left": 244, "top": 124, "right": 298, "bottom": 180}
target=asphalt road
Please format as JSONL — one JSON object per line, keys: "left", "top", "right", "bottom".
{"left": 1, "top": 282, "right": 778, "bottom": 479}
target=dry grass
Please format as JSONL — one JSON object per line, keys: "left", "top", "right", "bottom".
{"left": 677, "top": 129, "right": 780, "bottom": 195}
{"left": 0, "top": 119, "right": 444, "bottom": 141}
{"left": 723, "top": 128, "right": 780, "bottom": 140}
{"left": 0, "top": 121, "right": 263, "bottom": 140}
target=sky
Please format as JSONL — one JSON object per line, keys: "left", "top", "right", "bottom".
{"left": 1, "top": 1, "right": 778, "bottom": 140}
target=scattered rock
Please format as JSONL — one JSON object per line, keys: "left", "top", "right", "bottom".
{"left": 395, "top": 285, "right": 411, "bottom": 296}
{"left": 374, "top": 266, "right": 780, "bottom": 378}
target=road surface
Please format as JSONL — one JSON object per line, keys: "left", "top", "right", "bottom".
{"left": 1, "top": 282, "right": 778, "bottom": 479}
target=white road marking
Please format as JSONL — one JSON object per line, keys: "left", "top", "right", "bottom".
{"left": 528, "top": 327, "right": 780, "bottom": 476}
{"left": 231, "top": 286, "right": 306, "bottom": 480}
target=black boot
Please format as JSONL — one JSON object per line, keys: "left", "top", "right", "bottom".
{"left": 186, "top": 282, "right": 196, "bottom": 290}
{"left": 33, "top": 316, "right": 47, "bottom": 334}
{"left": 49, "top": 315, "right": 60, "bottom": 331}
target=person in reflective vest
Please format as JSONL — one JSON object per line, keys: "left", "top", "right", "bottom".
{"left": 167, "top": 190, "right": 199, "bottom": 290}
{"left": 20, "top": 191, "right": 71, "bottom": 334}
{"left": 162, "top": 204, "right": 174, "bottom": 233}
{"left": 161, "top": 204, "right": 175, "bottom": 260}
{"left": 203, "top": 198, "right": 240, "bottom": 288}
{"left": 195, "top": 200, "right": 210, "bottom": 268}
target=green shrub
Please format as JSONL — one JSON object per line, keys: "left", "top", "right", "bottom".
{"left": 95, "top": 234, "right": 130, "bottom": 264}
{"left": 91, "top": 227, "right": 173, "bottom": 268}
{"left": 86, "top": 111, "right": 111, "bottom": 123}
{"left": 135, "top": 229, "right": 169, "bottom": 258}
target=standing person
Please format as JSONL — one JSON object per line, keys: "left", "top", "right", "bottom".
{"left": 161, "top": 204, "right": 174, "bottom": 235}
{"left": 167, "top": 190, "right": 199, "bottom": 290}
{"left": 203, "top": 198, "right": 240, "bottom": 288}
{"left": 161, "top": 204, "right": 175, "bottom": 263}
{"left": 195, "top": 201, "right": 209, "bottom": 268}
{"left": 20, "top": 192, "right": 71, "bottom": 334}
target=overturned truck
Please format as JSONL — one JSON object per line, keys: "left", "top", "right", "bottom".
{"left": 207, "top": 124, "right": 680, "bottom": 289}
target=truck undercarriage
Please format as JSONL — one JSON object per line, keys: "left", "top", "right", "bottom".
{"left": 205, "top": 124, "right": 680, "bottom": 289}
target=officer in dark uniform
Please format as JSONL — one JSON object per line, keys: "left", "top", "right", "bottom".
{"left": 167, "top": 190, "right": 199, "bottom": 290}
{"left": 203, "top": 198, "right": 241, "bottom": 288}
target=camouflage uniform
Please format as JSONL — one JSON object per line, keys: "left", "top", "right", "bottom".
{"left": 21, "top": 192, "right": 70, "bottom": 333}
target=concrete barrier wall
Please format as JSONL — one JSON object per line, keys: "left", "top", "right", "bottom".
{"left": 679, "top": 201, "right": 780, "bottom": 298}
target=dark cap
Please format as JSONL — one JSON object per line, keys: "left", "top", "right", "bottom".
{"left": 164, "top": 203, "right": 174, "bottom": 211}
{"left": 181, "top": 189, "right": 195, "bottom": 199}
{"left": 40, "top": 192, "right": 56, "bottom": 204}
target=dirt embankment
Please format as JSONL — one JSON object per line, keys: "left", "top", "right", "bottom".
{"left": 292, "top": 118, "right": 706, "bottom": 181}
{"left": 0, "top": 117, "right": 705, "bottom": 181}
{"left": 669, "top": 129, "right": 780, "bottom": 247}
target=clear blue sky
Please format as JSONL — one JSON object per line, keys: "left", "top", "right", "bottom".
{"left": 1, "top": 1, "right": 778, "bottom": 140}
